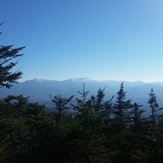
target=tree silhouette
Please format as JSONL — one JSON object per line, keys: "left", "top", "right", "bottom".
{"left": 0, "top": 25, "right": 25, "bottom": 88}
{"left": 49, "top": 94, "right": 74, "bottom": 124}
{"left": 148, "top": 88, "right": 161, "bottom": 127}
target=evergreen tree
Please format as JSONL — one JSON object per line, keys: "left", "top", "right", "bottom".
{"left": 145, "top": 88, "right": 163, "bottom": 162}
{"left": 148, "top": 88, "right": 161, "bottom": 127}
{"left": 91, "top": 87, "right": 114, "bottom": 125}
{"left": 131, "top": 103, "right": 145, "bottom": 137}
{"left": 0, "top": 95, "right": 46, "bottom": 162}
{"left": 92, "top": 87, "right": 106, "bottom": 111}
{"left": 0, "top": 27, "right": 25, "bottom": 88}
{"left": 110, "top": 82, "right": 133, "bottom": 162}
{"left": 71, "top": 84, "right": 110, "bottom": 162}
{"left": 49, "top": 94, "right": 74, "bottom": 124}
{"left": 113, "top": 82, "right": 133, "bottom": 128}
{"left": 129, "top": 103, "right": 149, "bottom": 162}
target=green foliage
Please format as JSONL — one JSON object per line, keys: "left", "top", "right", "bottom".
{"left": 148, "top": 88, "right": 162, "bottom": 127}
{"left": 1, "top": 84, "right": 163, "bottom": 162}
{"left": 113, "top": 82, "right": 133, "bottom": 128}
{"left": 70, "top": 85, "right": 111, "bottom": 162}
{"left": 49, "top": 94, "right": 74, "bottom": 124}
{"left": 0, "top": 45, "right": 25, "bottom": 88}
{"left": 0, "top": 26, "right": 24, "bottom": 88}
{"left": 0, "top": 95, "right": 45, "bottom": 162}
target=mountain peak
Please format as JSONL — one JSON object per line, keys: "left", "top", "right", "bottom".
{"left": 29, "top": 78, "right": 57, "bottom": 83}
{"left": 69, "top": 77, "right": 95, "bottom": 82}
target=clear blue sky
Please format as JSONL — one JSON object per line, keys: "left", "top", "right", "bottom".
{"left": 1, "top": 0, "right": 163, "bottom": 82}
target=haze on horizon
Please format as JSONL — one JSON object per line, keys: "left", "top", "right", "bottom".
{"left": 1, "top": 0, "right": 163, "bottom": 83}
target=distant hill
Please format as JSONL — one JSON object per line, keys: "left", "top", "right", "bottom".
{"left": 1, "top": 78, "right": 163, "bottom": 112}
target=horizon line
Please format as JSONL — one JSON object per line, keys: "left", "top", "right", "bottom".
{"left": 18, "top": 77, "right": 163, "bottom": 83}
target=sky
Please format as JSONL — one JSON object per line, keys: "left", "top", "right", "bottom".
{"left": 1, "top": 0, "right": 163, "bottom": 82}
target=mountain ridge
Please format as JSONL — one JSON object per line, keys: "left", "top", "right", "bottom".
{"left": 1, "top": 78, "right": 163, "bottom": 109}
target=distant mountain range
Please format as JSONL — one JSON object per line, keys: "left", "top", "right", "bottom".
{"left": 1, "top": 78, "right": 163, "bottom": 111}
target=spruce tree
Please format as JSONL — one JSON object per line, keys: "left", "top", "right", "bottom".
{"left": 146, "top": 88, "right": 163, "bottom": 162}
{"left": 71, "top": 84, "right": 110, "bottom": 162}
{"left": 129, "top": 103, "right": 149, "bottom": 162}
{"left": 49, "top": 94, "right": 74, "bottom": 124}
{"left": 113, "top": 82, "right": 133, "bottom": 128}
{"left": 148, "top": 88, "right": 161, "bottom": 127}
{"left": 111, "top": 82, "right": 133, "bottom": 162}
{"left": 0, "top": 26, "right": 24, "bottom": 88}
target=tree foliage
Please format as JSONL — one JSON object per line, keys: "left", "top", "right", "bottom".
{"left": 1, "top": 83, "right": 163, "bottom": 162}
{"left": 0, "top": 27, "right": 24, "bottom": 88}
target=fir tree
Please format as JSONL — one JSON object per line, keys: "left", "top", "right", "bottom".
{"left": 148, "top": 88, "right": 161, "bottom": 127}
{"left": 113, "top": 82, "right": 133, "bottom": 128}
{"left": 49, "top": 94, "right": 74, "bottom": 124}
{"left": 0, "top": 27, "right": 25, "bottom": 88}
{"left": 111, "top": 82, "right": 133, "bottom": 162}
